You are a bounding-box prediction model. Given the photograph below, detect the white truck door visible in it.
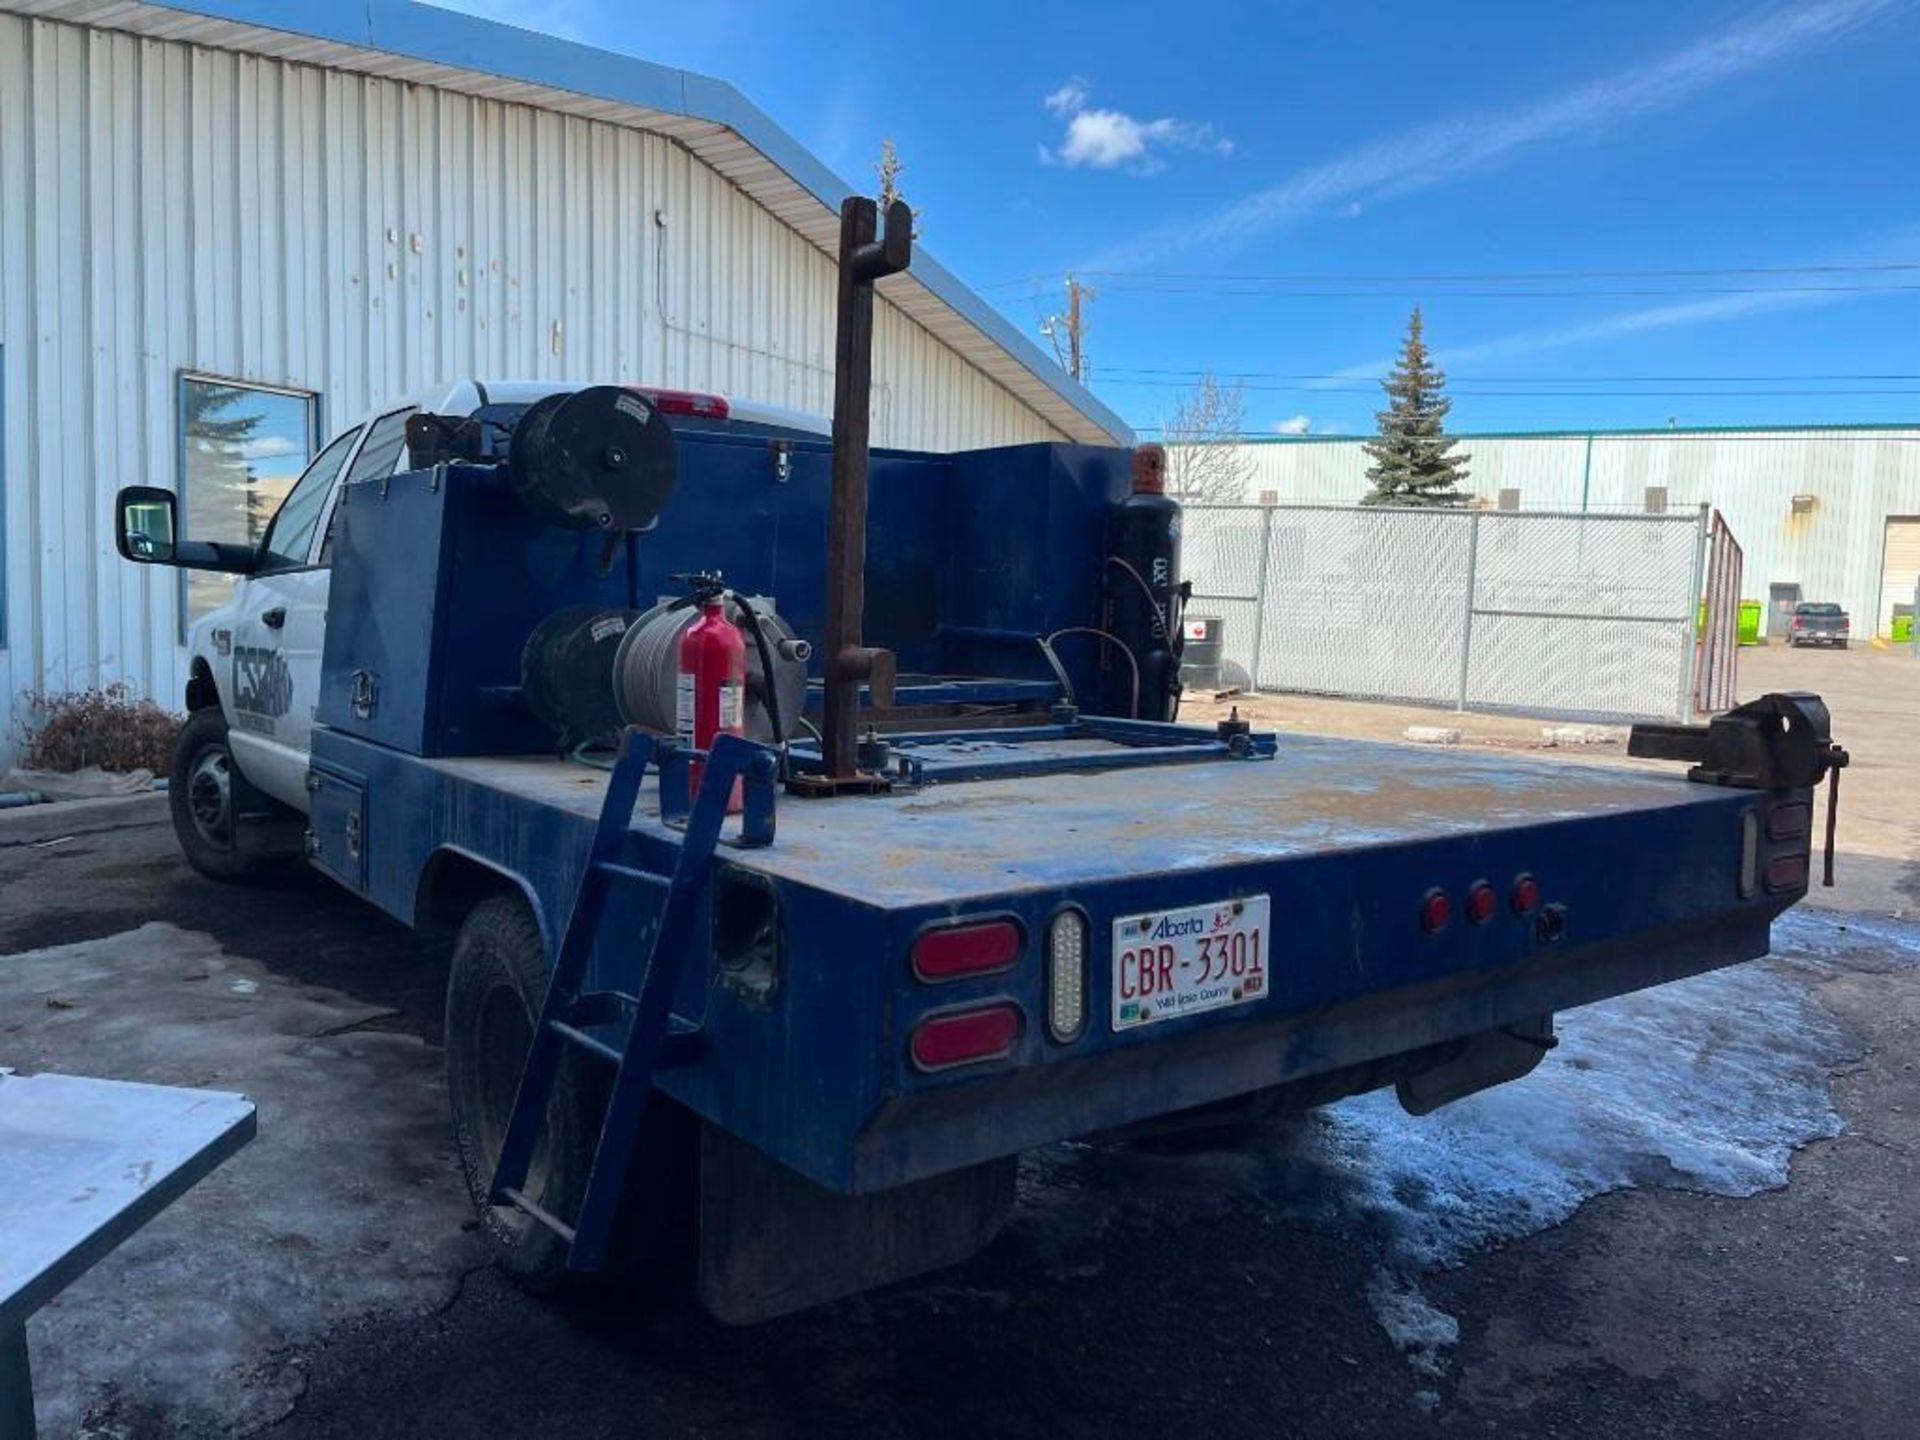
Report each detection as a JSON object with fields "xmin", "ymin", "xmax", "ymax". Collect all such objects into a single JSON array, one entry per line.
[
  {"xmin": 225, "ymin": 424, "xmax": 363, "ymax": 807},
  {"xmin": 230, "ymin": 407, "xmax": 417, "ymax": 806}
]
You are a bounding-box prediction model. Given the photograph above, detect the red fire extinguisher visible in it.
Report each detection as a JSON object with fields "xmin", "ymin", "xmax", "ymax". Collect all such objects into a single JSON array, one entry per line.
[{"xmin": 676, "ymin": 574, "xmax": 747, "ymax": 813}]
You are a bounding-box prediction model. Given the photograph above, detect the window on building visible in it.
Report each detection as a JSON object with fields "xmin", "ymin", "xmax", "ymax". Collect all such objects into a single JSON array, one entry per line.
[
  {"xmin": 1, "ymin": 342, "xmax": 7, "ymax": 650},
  {"xmin": 1498, "ymin": 488, "xmax": 1521, "ymax": 512},
  {"xmin": 179, "ymin": 374, "xmax": 318, "ymax": 626},
  {"xmin": 1644, "ymin": 485, "xmax": 1669, "ymax": 515}
]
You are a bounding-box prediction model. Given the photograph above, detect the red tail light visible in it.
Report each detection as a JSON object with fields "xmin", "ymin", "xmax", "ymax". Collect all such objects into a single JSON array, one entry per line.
[
  {"xmin": 1466, "ymin": 881, "xmax": 1497, "ymax": 924},
  {"xmin": 912, "ymin": 919, "xmax": 1023, "ymax": 981},
  {"xmin": 910, "ymin": 1004, "xmax": 1022, "ymax": 1070},
  {"xmin": 632, "ymin": 387, "xmax": 729, "ymax": 420},
  {"xmin": 1511, "ymin": 874, "xmax": 1541, "ymax": 915},
  {"xmin": 1420, "ymin": 888, "xmax": 1451, "ymax": 934},
  {"xmin": 1765, "ymin": 855, "xmax": 1809, "ymax": 894}
]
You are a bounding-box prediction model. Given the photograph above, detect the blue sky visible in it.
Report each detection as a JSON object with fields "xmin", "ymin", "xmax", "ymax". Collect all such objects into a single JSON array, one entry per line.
[{"xmin": 434, "ymin": 1, "xmax": 1920, "ymax": 437}]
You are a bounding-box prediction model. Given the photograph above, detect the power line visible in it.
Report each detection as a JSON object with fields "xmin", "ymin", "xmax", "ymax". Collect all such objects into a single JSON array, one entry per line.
[
  {"xmin": 1092, "ymin": 367, "xmax": 1920, "ymax": 384},
  {"xmin": 996, "ymin": 281, "xmax": 1920, "ymax": 302},
  {"xmin": 979, "ymin": 260, "xmax": 1920, "ymax": 291},
  {"xmin": 1100, "ymin": 380, "xmax": 1920, "ymax": 397},
  {"xmin": 1132, "ymin": 426, "xmax": 1920, "ymax": 439}
]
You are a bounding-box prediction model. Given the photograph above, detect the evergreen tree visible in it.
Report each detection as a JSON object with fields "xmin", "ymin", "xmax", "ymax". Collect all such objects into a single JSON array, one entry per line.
[{"xmin": 1361, "ymin": 307, "xmax": 1470, "ymax": 506}]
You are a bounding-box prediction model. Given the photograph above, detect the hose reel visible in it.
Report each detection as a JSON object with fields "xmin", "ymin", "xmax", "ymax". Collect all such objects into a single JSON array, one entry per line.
[
  {"xmin": 519, "ymin": 605, "xmax": 644, "ymax": 751},
  {"xmin": 614, "ymin": 597, "xmax": 811, "ymax": 745}
]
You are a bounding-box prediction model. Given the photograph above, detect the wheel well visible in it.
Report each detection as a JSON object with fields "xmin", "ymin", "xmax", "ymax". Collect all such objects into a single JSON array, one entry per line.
[
  {"xmin": 186, "ymin": 658, "xmax": 220, "ymax": 712},
  {"xmin": 415, "ymin": 848, "xmax": 547, "ymax": 945}
]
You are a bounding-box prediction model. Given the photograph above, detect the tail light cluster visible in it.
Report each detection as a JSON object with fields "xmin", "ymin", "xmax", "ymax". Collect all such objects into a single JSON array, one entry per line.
[
  {"xmin": 905, "ymin": 909, "xmax": 1091, "ymax": 1070},
  {"xmin": 907, "ymin": 918, "xmax": 1030, "ymax": 1072},
  {"xmin": 1422, "ymin": 873, "xmax": 1550, "ymax": 936}
]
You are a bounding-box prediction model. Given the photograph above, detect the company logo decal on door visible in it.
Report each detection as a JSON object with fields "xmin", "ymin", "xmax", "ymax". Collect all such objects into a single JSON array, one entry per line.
[{"xmin": 234, "ymin": 646, "xmax": 294, "ymax": 735}]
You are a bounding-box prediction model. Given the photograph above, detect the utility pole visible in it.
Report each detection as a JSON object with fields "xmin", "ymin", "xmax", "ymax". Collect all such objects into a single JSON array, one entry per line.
[
  {"xmin": 1040, "ymin": 274, "xmax": 1094, "ymax": 383},
  {"xmin": 1066, "ymin": 274, "xmax": 1089, "ymax": 382}
]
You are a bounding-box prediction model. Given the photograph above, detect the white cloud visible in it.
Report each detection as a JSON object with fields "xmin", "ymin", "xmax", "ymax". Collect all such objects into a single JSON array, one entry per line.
[
  {"xmin": 1044, "ymin": 77, "xmax": 1091, "ymax": 116},
  {"xmin": 1083, "ymin": 0, "xmax": 1897, "ymax": 267},
  {"xmin": 1039, "ymin": 79, "xmax": 1231, "ymax": 173},
  {"xmin": 238, "ymin": 436, "xmax": 300, "ymax": 461},
  {"xmin": 1272, "ymin": 414, "xmax": 1313, "ymax": 434}
]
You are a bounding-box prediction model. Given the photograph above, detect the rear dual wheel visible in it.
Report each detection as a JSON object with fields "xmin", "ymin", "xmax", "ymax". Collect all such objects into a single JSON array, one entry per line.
[{"xmin": 444, "ymin": 893, "xmax": 694, "ymax": 1296}]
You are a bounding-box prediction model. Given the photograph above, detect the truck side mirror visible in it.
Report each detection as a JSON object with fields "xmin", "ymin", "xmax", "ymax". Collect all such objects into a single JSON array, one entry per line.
[
  {"xmin": 116, "ymin": 486, "xmax": 178, "ymax": 564},
  {"xmin": 113, "ymin": 485, "xmax": 260, "ymax": 574}
]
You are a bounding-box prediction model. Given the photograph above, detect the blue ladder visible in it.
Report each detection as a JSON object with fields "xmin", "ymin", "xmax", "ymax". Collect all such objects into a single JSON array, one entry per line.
[{"xmin": 488, "ymin": 727, "xmax": 777, "ymax": 1271}]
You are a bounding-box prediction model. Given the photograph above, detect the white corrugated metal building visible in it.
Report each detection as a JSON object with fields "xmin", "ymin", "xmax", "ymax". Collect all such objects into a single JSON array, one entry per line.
[
  {"xmin": 0, "ymin": 0, "xmax": 1128, "ymax": 761},
  {"xmin": 1204, "ymin": 426, "xmax": 1920, "ymax": 638}
]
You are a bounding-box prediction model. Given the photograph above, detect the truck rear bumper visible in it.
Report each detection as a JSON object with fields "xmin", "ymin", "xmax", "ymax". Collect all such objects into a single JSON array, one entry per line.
[{"xmin": 845, "ymin": 908, "xmax": 1774, "ymax": 1192}]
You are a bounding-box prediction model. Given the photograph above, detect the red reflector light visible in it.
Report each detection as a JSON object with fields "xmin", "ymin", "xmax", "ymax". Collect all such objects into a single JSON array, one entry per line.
[
  {"xmin": 1466, "ymin": 881, "xmax": 1497, "ymax": 925},
  {"xmin": 912, "ymin": 919, "xmax": 1023, "ymax": 981},
  {"xmin": 1768, "ymin": 802, "xmax": 1811, "ymax": 841},
  {"xmin": 1421, "ymin": 888, "xmax": 1451, "ymax": 934},
  {"xmin": 1511, "ymin": 874, "xmax": 1541, "ymax": 915},
  {"xmin": 632, "ymin": 386, "xmax": 729, "ymax": 420},
  {"xmin": 910, "ymin": 1004, "xmax": 1021, "ymax": 1070},
  {"xmin": 1764, "ymin": 855, "xmax": 1809, "ymax": 894}
]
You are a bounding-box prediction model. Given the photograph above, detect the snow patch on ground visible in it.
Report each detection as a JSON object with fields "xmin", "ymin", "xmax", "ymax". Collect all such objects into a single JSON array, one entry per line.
[{"xmin": 1016, "ymin": 909, "xmax": 1919, "ymax": 1382}]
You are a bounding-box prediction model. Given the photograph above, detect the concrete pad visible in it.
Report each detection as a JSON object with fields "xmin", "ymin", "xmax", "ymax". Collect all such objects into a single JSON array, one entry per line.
[
  {"xmin": 0, "ymin": 792, "xmax": 168, "ymax": 846},
  {"xmin": 1402, "ymin": 726, "xmax": 1462, "ymax": 745},
  {"xmin": 2, "ymin": 922, "xmax": 476, "ymax": 1435}
]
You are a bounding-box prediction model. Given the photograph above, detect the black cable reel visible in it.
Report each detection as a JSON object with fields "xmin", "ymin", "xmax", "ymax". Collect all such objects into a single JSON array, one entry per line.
[{"xmin": 508, "ymin": 386, "xmax": 679, "ymax": 532}]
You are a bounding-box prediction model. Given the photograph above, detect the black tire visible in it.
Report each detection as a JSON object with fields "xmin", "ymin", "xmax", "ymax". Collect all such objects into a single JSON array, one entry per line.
[
  {"xmin": 168, "ymin": 707, "xmax": 291, "ymax": 884},
  {"xmin": 445, "ymin": 893, "xmax": 693, "ymax": 1297}
]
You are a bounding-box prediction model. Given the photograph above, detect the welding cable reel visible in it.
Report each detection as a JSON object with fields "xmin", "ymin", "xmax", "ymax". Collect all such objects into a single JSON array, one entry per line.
[{"xmin": 614, "ymin": 595, "xmax": 811, "ymax": 747}]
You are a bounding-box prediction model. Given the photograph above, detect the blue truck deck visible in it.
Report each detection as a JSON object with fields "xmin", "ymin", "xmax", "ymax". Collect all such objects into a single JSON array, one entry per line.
[
  {"xmin": 435, "ymin": 735, "xmax": 1720, "ymax": 906},
  {"xmin": 306, "ymin": 719, "xmax": 1793, "ymax": 1206}
]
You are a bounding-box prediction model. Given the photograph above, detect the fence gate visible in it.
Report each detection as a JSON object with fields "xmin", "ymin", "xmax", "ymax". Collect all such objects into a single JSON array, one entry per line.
[
  {"xmin": 1181, "ymin": 502, "xmax": 1720, "ymax": 724},
  {"xmin": 1693, "ymin": 510, "xmax": 1742, "ymax": 713}
]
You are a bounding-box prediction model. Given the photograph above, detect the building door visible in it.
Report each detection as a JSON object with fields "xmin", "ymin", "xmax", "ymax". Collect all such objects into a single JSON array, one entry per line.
[
  {"xmin": 1878, "ymin": 518, "xmax": 1920, "ymax": 638},
  {"xmin": 1767, "ymin": 583, "xmax": 1801, "ymax": 638}
]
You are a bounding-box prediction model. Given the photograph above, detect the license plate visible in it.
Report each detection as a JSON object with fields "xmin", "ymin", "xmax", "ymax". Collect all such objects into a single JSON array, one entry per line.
[{"xmin": 1111, "ymin": 896, "xmax": 1270, "ymax": 1030}]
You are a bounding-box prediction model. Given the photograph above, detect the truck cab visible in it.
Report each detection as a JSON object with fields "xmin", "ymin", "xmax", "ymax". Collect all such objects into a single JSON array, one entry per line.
[{"xmin": 126, "ymin": 380, "xmax": 826, "ymax": 878}]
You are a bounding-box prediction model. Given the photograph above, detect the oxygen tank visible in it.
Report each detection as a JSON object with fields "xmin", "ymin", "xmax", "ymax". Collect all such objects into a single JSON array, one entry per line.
[{"xmin": 1104, "ymin": 445, "xmax": 1182, "ymax": 721}]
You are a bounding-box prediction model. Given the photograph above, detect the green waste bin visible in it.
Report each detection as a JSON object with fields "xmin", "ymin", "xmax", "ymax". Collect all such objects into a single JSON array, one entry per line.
[
  {"xmin": 1738, "ymin": 600, "xmax": 1763, "ymax": 646},
  {"xmin": 1893, "ymin": 614, "xmax": 1914, "ymax": 644}
]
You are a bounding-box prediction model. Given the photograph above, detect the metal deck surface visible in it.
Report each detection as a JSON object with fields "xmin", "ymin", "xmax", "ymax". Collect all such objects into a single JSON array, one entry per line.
[
  {"xmin": 0, "ymin": 1071, "xmax": 256, "ymax": 1329},
  {"xmin": 435, "ymin": 734, "xmax": 1722, "ymax": 907}
]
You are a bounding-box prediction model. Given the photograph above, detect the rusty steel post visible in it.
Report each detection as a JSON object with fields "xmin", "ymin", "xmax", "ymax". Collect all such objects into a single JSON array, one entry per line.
[{"xmin": 812, "ymin": 195, "xmax": 911, "ymax": 788}]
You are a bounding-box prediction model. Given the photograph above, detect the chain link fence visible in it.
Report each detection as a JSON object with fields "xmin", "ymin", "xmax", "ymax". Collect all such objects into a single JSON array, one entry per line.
[{"xmin": 1181, "ymin": 503, "xmax": 1715, "ymax": 723}]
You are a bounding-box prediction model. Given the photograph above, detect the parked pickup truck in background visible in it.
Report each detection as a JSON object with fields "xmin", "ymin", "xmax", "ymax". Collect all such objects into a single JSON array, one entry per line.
[{"xmin": 1789, "ymin": 601, "xmax": 1851, "ymax": 648}]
